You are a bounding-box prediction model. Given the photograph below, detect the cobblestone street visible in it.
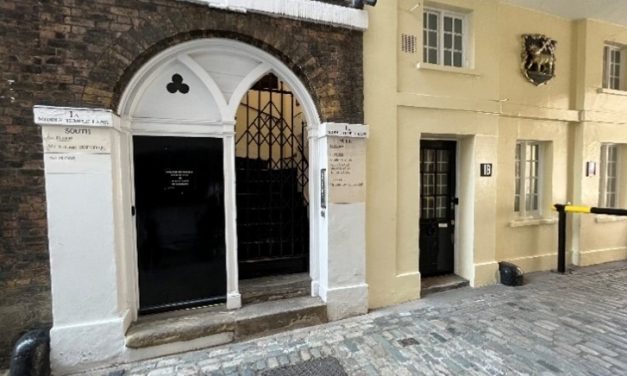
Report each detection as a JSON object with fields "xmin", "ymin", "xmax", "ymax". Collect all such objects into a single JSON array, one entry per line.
[{"xmin": 89, "ymin": 261, "xmax": 627, "ymax": 376}]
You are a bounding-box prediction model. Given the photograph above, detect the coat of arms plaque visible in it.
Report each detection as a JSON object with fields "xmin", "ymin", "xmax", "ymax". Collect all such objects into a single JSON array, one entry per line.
[{"xmin": 521, "ymin": 34, "xmax": 557, "ymax": 86}]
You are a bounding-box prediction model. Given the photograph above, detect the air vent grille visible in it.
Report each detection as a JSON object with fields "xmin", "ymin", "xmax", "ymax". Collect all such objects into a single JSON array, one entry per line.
[{"xmin": 401, "ymin": 34, "xmax": 417, "ymax": 54}]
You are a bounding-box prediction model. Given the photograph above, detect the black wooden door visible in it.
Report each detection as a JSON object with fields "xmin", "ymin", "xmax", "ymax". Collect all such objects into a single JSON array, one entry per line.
[
  {"xmin": 419, "ymin": 140, "xmax": 456, "ymax": 277},
  {"xmin": 133, "ymin": 136, "xmax": 226, "ymax": 314}
]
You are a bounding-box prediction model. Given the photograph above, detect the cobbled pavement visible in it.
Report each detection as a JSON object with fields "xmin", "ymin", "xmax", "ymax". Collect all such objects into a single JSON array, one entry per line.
[{"xmin": 84, "ymin": 261, "xmax": 627, "ymax": 376}]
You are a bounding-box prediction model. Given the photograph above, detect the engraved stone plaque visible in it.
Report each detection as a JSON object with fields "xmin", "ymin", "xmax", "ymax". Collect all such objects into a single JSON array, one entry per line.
[{"xmin": 328, "ymin": 137, "xmax": 366, "ymax": 204}]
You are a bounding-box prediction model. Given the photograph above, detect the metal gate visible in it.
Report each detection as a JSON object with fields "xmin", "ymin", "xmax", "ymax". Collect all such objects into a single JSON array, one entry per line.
[{"xmin": 235, "ymin": 73, "xmax": 309, "ymax": 279}]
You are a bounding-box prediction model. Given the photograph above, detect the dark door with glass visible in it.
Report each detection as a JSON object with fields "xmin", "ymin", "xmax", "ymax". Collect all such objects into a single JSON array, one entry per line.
[
  {"xmin": 133, "ymin": 136, "xmax": 226, "ymax": 314},
  {"xmin": 419, "ymin": 140, "xmax": 456, "ymax": 277}
]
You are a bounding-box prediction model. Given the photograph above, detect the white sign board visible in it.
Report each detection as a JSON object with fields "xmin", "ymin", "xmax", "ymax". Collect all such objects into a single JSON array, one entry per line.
[
  {"xmin": 328, "ymin": 137, "xmax": 366, "ymax": 203},
  {"xmin": 34, "ymin": 105, "xmax": 114, "ymax": 127},
  {"xmin": 42, "ymin": 126, "xmax": 112, "ymax": 154},
  {"xmin": 323, "ymin": 123, "xmax": 369, "ymax": 138}
]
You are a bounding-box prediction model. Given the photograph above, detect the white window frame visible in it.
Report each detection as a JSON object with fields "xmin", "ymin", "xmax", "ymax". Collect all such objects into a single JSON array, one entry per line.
[
  {"xmin": 599, "ymin": 144, "xmax": 620, "ymax": 208},
  {"xmin": 423, "ymin": 7, "xmax": 469, "ymax": 68},
  {"xmin": 603, "ymin": 44, "xmax": 627, "ymax": 91},
  {"xmin": 515, "ymin": 141, "xmax": 543, "ymax": 218}
]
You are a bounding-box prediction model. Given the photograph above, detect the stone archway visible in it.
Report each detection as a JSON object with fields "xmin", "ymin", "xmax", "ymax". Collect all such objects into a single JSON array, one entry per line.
[{"xmin": 117, "ymin": 38, "xmax": 322, "ymax": 312}]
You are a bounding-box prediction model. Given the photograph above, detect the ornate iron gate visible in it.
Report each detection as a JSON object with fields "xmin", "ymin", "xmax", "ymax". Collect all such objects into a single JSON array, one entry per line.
[{"xmin": 235, "ymin": 74, "xmax": 309, "ymax": 279}]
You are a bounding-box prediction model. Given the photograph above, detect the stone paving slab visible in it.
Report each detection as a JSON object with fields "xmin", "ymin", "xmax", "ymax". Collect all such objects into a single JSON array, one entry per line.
[{"xmin": 84, "ymin": 261, "xmax": 627, "ymax": 376}]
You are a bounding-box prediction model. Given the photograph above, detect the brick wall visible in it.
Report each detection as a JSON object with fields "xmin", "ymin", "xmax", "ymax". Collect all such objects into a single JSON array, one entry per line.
[{"xmin": 0, "ymin": 0, "xmax": 363, "ymax": 367}]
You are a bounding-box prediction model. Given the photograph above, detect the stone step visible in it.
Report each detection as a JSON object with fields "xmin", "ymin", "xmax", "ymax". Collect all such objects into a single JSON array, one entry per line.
[
  {"xmin": 421, "ymin": 274, "xmax": 469, "ymax": 297},
  {"xmin": 125, "ymin": 296, "xmax": 327, "ymax": 349},
  {"xmin": 240, "ymin": 273, "xmax": 311, "ymax": 305}
]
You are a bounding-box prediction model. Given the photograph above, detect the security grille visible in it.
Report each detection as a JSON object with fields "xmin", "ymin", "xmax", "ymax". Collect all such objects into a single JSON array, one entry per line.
[{"xmin": 236, "ymin": 74, "xmax": 309, "ymax": 278}]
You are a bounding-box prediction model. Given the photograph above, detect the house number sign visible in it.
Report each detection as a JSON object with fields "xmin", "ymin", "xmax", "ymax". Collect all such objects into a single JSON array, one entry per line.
[{"xmin": 480, "ymin": 163, "xmax": 493, "ymax": 177}]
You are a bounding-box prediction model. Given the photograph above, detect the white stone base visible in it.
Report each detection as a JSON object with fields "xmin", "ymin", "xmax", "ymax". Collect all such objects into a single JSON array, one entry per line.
[
  {"xmin": 226, "ymin": 292, "xmax": 242, "ymax": 310},
  {"xmin": 323, "ymin": 283, "xmax": 369, "ymax": 321},
  {"xmin": 50, "ymin": 317, "xmax": 127, "ymax": 375}
]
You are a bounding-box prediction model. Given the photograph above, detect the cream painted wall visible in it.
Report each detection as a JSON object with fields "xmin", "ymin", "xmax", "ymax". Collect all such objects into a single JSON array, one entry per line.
[{"xmin": 365, "ymin": 0, "xmax": 627, "ymax": 309}]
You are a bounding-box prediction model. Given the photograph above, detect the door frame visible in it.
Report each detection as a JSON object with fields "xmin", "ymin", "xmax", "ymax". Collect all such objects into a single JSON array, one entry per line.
[{"xmin": 117, "ymin": 39, "xmax": 323, "ymax": 319}]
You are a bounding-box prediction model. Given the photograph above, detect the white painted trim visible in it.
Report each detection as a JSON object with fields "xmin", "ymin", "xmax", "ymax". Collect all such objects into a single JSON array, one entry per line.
[
  {"xmin": 177, "ymin": 54, "xmax": 230, "ymax": 120},
  {"xmin": 131, "ymin": 122, "xmax": 234, "ymax": 137},
  {"xmin": 119, "ymin": 39, "xmax": 321, "ymax": 127},
  {"xmin": 223, "ymin": 133, "xmax": 241, "ymax": 310},
  {"xmin": 227, "ymin": 62, "xmax": 272, "ymax": 116},
  {"xmin": 179, "ymin": 0, "xmax": 369, "ymax": 30}
]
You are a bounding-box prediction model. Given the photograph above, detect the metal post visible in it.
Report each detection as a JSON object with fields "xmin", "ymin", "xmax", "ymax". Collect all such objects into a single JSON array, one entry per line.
[{"xmin": 555, "ymin": 204, "xmax": 566, "ymax": 274}]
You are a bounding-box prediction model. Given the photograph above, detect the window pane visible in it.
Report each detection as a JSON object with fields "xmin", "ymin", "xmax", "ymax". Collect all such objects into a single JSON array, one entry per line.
[
  {"xmin": 436, "ymin": 173, "xmax": 448, "ymax": 194},
  {"xmin": 436, "ymin": 196, "xmax": 447, "ymax": 218},
  {"xmin": 454, "ymin": 35, "xmax": 463, "ymax": 50},
  {"xmin": 453, "ymin": 52, "xmax": 462, "ymax": 67},
  {"xmin": 454, "ymin": 18, "xmax": 462, "ymax": 33},
  {"xmin": 429, "ymin": 14, "xmax": 438, "ymax": 30},
  {"xmin": 444, "ymin": 16, "xmax": 452, "ymax": 32},
  {"xmin": 514, "ymin": 195, "xmax": 520, "ymax": 212},
  {"xmin": 444, "ymin": 52, "xmax": 452, "ymax": 66},
  {"xmin": 428, "ymin": 31, "xmax": 438, "ymax": 48},
  {"xmin": 428, "ymin": 49, "xmax": 438, "ymax": 64},
  {"xmin": 444, "ymin": 34, "xmax": 452, "ymax": 49},
  {"xmin": 422, "ymin": 173, "xmax": 434, "ymax": 195},
  {"xmin": 422, "ymin": 149, "xmax": 435, "ymax": 172},
  {"xmin": 422, "ymin": 197, "xmax": 434, "ymax": 219}
]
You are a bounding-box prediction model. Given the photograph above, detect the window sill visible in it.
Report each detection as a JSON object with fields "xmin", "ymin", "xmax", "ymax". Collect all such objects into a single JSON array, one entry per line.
[
  {"xmin": 597, "ymin": 88, "xmax": 627, "ymax": 96},
  {"xmin": 509, "ymin": 217, "xmax": 558, "ymax": 228},
  {"xmin": 416, "ymin": 62, "xmax": 480, "ymax": 76},
  {"xmin": 595, "ymin": 214, "xmax": 627, "ymax": 223}
]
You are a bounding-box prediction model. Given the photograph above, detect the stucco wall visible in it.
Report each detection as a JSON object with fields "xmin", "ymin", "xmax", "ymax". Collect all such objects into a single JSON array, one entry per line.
[{"xmin": 364, "ymin": 0, "xmax": 627, "ymax": 309}]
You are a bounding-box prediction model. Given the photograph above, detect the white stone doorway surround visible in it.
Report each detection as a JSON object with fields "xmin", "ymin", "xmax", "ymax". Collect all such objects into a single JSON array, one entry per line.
[
  {"xmin": 118, "ymin": 38, "xmax": 325, "ymax": 312},
  {"xmin": 35, "ymin": 38, "xmax": 369, "ymax": 373}
]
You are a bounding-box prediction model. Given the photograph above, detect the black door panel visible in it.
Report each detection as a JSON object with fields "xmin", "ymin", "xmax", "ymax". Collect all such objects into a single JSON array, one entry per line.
[
  {"xmin": 133, "ymin": 136, "xmax": 226, "ymax": 314},
  {"xmin": 419, "ymin": 140, "xmax": 456, "ymax": 277}
]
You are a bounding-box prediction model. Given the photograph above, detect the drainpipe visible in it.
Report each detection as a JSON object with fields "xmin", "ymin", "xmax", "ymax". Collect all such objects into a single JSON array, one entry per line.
[{"xmin": 10, "ymin": 328, "xmax": 51, "ymax": 376}]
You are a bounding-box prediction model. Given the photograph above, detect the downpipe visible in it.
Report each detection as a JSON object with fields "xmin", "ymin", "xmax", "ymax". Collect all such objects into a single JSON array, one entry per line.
[{"xmin": 10, "ymin": 328, "xmax": 50, "ymax": 376}]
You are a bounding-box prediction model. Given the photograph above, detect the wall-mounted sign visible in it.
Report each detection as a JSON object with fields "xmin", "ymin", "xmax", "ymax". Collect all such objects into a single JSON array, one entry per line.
[
  {"xmin": 34, "ymin": 105, "xmax": 114, "ymax": 127},
  {"xmin": 165, "ymin": 169, "xmax": 194, "ymax": 188},
  {"xmin": 586, "ymin": 161, "xmax": 597, "ymax": 177},
  {"xmin": 320, "ymin": 168, "xmax": 327, "ymax": 209},
  {"xmin": 323, "ymin": 123, "xmax": 369, "ymax": 138},
  {"xmin": 480, "ymin": 163, "xmax": 493, "ymax": 177},
  {"xmin": 521, "ymin": 34, "xmax": 557, "ymax": 86},
  {"xmin": 42, "ymin": 126, "xmax": 111, "ymax": 154},
  {"xmin": 328, "ymin": 137, "xmax": 366, "ymax": 203}
]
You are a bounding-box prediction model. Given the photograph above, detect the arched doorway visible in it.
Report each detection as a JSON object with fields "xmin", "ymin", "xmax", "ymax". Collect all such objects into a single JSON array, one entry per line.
[
  {"xmin": 118, "ymin": 38, "xmax": 321, "ymax": 314},
  {"xmin": 235, "ymin": 73, "xmax": 309, "ymax": 279}
]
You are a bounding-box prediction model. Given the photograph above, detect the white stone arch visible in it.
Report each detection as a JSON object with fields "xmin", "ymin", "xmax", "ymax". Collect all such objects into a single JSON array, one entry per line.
[{"xmin": 117, "ymin": 38, "xmax": 322, "ymax": 312}]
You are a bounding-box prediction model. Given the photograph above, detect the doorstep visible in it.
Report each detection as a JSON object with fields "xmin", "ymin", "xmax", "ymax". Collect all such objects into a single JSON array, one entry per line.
[
  {"xmin": 125, "ymin": 295, "xmax": 327, "ymax": 349},
  {"xmin": 421, "ymin": 274, "xmax": 469, "ymax": 297}
]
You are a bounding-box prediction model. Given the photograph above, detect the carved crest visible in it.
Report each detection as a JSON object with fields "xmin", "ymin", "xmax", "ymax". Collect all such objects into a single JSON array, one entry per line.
[{"xmin": 521, "ymin": 34, "xmax": 557, "ymax": 86}]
